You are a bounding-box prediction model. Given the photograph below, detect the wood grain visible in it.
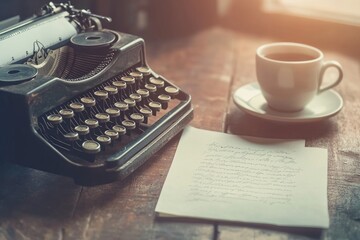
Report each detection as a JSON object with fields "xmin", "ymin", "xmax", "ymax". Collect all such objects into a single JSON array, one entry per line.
[{"xmin": 1, "ymin": 27, "xmax": 359, "ymax": 240}]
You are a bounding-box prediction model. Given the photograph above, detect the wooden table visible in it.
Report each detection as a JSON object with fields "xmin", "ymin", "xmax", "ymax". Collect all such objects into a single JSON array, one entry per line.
[{"xmin": 1, "ymin": 27, "xmax": 359, "ymax": 240}]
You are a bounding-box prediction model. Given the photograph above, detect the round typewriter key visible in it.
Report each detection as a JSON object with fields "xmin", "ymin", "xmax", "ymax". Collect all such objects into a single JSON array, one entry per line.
[
  {"xmin": 140, "ymin": 107, "xmax": 152, "ymax": 117},
  {"xmin": 105, "ymin": 129, "xmax": 119, "ymax": 141},
  {"xmin": 59, "ymin": 109, "xmax": 74, "ymax": 119},
  {"xmin": 82, "ymin": 140, "xmax": 101, "ymax": 154},
  {"xmin": 124, "ymin": 98, "xmax": 136, "ymax": 108},
  {"xmin": 148, "ymin": 101, "xmax": 162, "ymax": 111},
  {"xmin": 112, "ymin": 81, "xmax": 127, "ymax": 89},
  {"xmin": 97, "ymin": 135, "xmax": 111, "ymax": 145},
  {"xmin": 139, "ymin": 107, "xmax": 152, "ymax": 124},
  {"xmin": 165, "ymin": 86, "xmax": 180, "ymax": 97},
  {"xmin": 104, "ymin": 86, "xmax": 118, "ymax": 95},
  {"xmin": 95, "ymin": 113, "xmax": 110, "ymax": 123},
  {"xmin": 112, "ymin": 125, "xmax": 126, "ymax": 135},
  {"xmin": 158, "ymin": 94, "xmax": 171, "ymax": 109},
  {"xmin": 69, "ymin": 102, "xmax": 85, "ymax": 112},
  {"xmin": 94, "ymin": 90, "xmax": 108, "ymax": 100},
  {"xmin": 130, "ymin": 113, "xmax": 144, "ymax": 124},
  {"xmin": 145, "ymin": 83, "xmax": 157, "ymax": 93},
  {"xmin": 85, "ymin": 119, "xmax": 99, "ymax": 129},
  {"xmin": 63, "ymin": 132, "xmax": 79, "ymax": 142},
  {"xmin": 158, "ymin": 94, "xmax": 171, "ymax": 103},
  {"xmin": 114, "ymin": 101, "xmax": 129, "ymax": 111},
  {"xmin": 121, "ymin": 76, "xmax": 135, "ymax": 85},
  {"xmin": 75, "ymin": 125, "xmax": 90, "ymax": 135},
  {"xmin": 149, "ymin": 77, "xmax": 165, "ymax": 88},
  {"xmin": 129, "ymin": 71, "xmax": 143, "ymax": 80},
  {"xmin": 81, "ymin": 97, "xmax": 96, "ymax": 107},
  {"xmin": 136, "ymin": 66, "xmax": 151, "ymax": 76},
  {"xmin": 47, "ymin": 114, "xmax": 63, "ymax": 124},
  {"xmin": 106, "ymin": 108, "xmax": 120, "ymax": 118},
  {"xmin": 122, "ymin": 120, "xmax": 136, "ymax": 130},
  {"xmin": 130, "ymin": 93, "xmax": 142, "ymax": 103},
  {"xmin": 137, "ymin": 89, "xmax": 150, "ymax": 98}
]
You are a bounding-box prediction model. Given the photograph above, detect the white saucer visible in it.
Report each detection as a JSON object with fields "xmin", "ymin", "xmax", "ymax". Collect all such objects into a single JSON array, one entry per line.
[{"xmin": 233, "ymin": 82, "xmax": 343, "ymax": 123}]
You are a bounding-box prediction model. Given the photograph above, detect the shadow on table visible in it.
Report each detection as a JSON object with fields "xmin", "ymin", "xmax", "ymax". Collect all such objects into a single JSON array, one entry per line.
[
  {"xmin": 0, "ymin": 159, "xmax": 131, "ymax": 221},
  {"xmin": 0, "ymin": 161, "xmax": 80, "ymax": 220},
  {"xmin": 227, "ymin": 110, "xmax": 338, "ymax": 142},
  {"xmin": 156, "ymin": 216, "xmax": 323, "ymax": 239}
]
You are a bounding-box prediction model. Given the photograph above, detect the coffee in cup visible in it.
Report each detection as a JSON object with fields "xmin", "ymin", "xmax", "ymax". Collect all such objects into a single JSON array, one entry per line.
[{"xmin": 256, "ymin": 42, "xmax": 343, "ymax": 112}]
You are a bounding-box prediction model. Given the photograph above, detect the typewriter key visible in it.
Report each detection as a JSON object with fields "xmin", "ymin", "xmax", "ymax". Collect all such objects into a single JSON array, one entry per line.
[
  {"xmin": 114, "ymin": 101, "xmax": 129, "ymax": 111},
  {"xmin": 95, "ymin": 113, "xmax": 110, "ymax": 123},
  {"xmin": 148, "ymin": 101, "xmax": 162, "ymax": 115},
  {"xmin": 96, "ymin": 135, "xmax": 111, "ymax": 146},
  {"xmin": 145, "ymin": 83, "xmax": 157, "ymax": 93},
  {"xmin": 121, "ymin": 76, "xmax": 135, "ymax": 85},
  {"xmin": 165, "ymin": 86, "xmax": 180, "ymax": 97},
  {"xmin": 129, "ymin": 71, "xmax": 143, "ymax": 80},
  {"xmin": 75, "ymin": 125, "xmax": 90, "ymax": 135},
  {"xmin": 124, "ymin": 98, "xmax": 136, "ymax": 108},
  {"xmin": 140, "ymin": 107, "xmax": 152, "ymax": 117},
  {"xmin": 112, "ymin": 125, "xmax": 126, "ymax": 135},
  {"xmin": 105, "ymin": 130, "xmax": 119, "ymax": 141},
  {"xmin": 106, "ymin": 108, "xmax": 121, "ymax": 118},
  {"xmin": 130, "ymin": 93, "xmax": 142, "ymax": 103},
  {"xmin": 81, "ymin": 97, "xmax": 96, "ymax": 107},
  {"xmin": 136, "ymin": 66, "xmax": 151, "ymax": 76},
  {"xmin": 59, "ymin": 109, "xmax": 74, "ymax": 129},
  {"xmin": 121, "ymin": 76, "xmax": 136, "ymax": 94},
  {"xmin": 137, "ymin": 67, "xmax": 151, "ymax": 84},
  {"xmin": 47, "ymin": 114, "xmax": 63, "ymax": 125},
  {"xmin": 59, "ymin": 109, "xmax": 75, "ymax": 119},
  {"xmin": 82, "ymin": 140, "xmax": 101, "ymax": 154},
  {"xmin": 122, "ymin": 120, "xmax": 136, "ymax": 130},
  {"xmin": 149, "ymin": 77, "xmax": 165, "ymax": 88},
  {"xmin": 137, "ymin": 89, "xmax": 150, "ymax": 98},
  {"xmin": 69, "ymin": 102, "xmax": 85, "ymax": 112},
  {"xmin": 112, "ymin": 81, "xmax": 127, "ymax": 90},
  {"xmin": 130, "ymin": 113, "xmax": 144, "ymax": 124},
  {"xmin": 94, "ymin": 90, "xmax": 109, "ymax": 100},
  {"xmin": 136, "ymin": 89, "xmax": 149, "ymax": 106},
  {"xmin": 85, "ymin": 119, "xmax": 99, "ymax": 129},
  {"xmin": 139, "ymin": 107, "xmax": 152, "ymax": 123},
  {"xmin": 158, "ymin": 94, "xmax": 171, "ymax": 109},
  {"xmin": 104, "ymin": 86, "xmax": 118, "ymax": 95},
  {"xmin": 63, "ymin": 132, "xmax": 79, "ymax": 142},
  {"xmin": 129, "ymin": 71, "xmax": 143, "ymax": 87}
]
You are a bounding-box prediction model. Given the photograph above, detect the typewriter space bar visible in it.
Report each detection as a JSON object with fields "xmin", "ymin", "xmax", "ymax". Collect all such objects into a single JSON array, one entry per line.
[{"xmin": 108, "ymin": 107, "xmax": 193, "ymax": 179}]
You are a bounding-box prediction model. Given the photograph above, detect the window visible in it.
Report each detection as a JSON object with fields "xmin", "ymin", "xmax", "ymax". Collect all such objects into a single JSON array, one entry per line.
[{"xmin": 263, "ymin": 0, "xmax": 360, "ymax": 26}]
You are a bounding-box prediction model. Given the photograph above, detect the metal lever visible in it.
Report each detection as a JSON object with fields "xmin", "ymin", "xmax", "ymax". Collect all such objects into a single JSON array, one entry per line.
[{"xmin": 79, "ymin": 9, "xmax": 112, "ymax": 23}]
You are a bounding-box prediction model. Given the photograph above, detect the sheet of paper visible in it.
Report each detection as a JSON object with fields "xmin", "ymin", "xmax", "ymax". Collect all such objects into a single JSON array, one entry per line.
[{"xmin": 155, "ymin": 127, "xmax": 329, "ymax": 228}]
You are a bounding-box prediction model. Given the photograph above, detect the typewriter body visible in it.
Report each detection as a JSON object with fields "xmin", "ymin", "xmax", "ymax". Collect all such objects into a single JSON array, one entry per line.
[{"xmin": 0, "ymin": 2, "xmax": 193, "ymax": 185}]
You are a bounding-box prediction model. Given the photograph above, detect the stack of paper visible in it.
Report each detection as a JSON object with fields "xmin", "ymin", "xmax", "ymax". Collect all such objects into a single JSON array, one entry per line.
[{"xmin": 155, "ymin": 127, "xmax": 329, "ymax": 228}]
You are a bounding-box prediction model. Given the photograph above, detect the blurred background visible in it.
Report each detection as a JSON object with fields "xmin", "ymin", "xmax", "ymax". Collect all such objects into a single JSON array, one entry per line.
[{"xmin": 0, "ymin": 0, "xmax": 359, "ymax": 56}]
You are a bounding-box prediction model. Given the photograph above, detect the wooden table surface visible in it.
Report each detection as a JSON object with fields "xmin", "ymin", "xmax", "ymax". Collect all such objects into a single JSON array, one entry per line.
[{"xmin": 1, "ymin": 27, "xmax": 360, "ymax": 240}]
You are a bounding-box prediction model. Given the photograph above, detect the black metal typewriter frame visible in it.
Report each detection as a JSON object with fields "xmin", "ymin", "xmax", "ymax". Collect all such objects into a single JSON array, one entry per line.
[{"xmin": 0, "ymin": 30, "xmax": 193, "ymax": 185}]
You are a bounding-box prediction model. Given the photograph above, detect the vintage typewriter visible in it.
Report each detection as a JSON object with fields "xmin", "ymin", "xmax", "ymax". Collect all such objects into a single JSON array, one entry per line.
[{"xmin": 0, "ymin": 2, "xmax": 193, "ymax": 185}]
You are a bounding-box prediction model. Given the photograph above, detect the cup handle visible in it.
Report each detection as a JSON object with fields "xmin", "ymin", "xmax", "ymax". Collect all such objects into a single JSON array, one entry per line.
[{"xmin": 318, "ymin": 61, "xmax": 343, "ymax": 93}]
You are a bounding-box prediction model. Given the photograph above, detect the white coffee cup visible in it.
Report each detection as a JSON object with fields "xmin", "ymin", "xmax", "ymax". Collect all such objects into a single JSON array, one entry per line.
[{"xmin": 256, "ymin": 42, "xmax": 343, "ymax": 112}]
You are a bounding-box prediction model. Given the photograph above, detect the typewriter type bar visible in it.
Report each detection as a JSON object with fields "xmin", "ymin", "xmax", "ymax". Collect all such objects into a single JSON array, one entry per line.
[{"xmin": 0, "ymin": 2, "xmax": 193, "ymax": 185}]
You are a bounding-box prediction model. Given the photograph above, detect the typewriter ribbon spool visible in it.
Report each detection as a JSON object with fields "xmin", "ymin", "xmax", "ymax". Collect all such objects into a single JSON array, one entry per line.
[{"xmin": 0, "ymin": 2, "xmax": 193, "ymax": 185}]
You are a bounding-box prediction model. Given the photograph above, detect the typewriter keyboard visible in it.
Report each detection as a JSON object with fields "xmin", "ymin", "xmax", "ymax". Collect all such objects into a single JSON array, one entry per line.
[{"xmin": 37, "ymin": 66, "xmax": 183, "ymax": 164}]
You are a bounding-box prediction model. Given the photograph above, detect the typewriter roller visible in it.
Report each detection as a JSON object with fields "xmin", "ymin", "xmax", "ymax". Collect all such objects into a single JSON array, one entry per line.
[{"xmin": 0, "ymin": 2, "xmax": 193, "ymax": 185}]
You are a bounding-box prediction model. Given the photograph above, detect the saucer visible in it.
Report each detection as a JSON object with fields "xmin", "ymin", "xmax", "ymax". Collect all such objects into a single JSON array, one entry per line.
[{"xmin": 233, "ymin": 82, "xmax": 343, "ymax": 123}]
